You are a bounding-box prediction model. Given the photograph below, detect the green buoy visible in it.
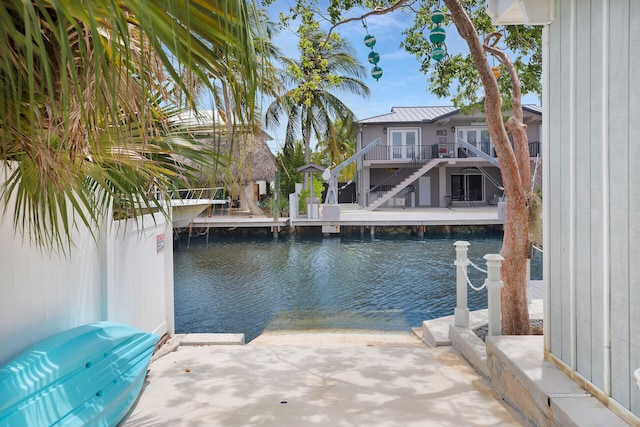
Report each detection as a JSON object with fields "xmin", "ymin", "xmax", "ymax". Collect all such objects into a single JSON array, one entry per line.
[
  {"xmin": 371, "ymin": 66, "xmax": 383, "ymax": 81},
  {"xmin": 431, "ymin": 46, "xmax": 446, "ymax": 62},
  {"xmin": 429, "ymin": 27, "xmax": 446, "ymax": 44},
  {"xmin": 364, "ymin": 34, "xmax": 376, "ymax": 48},
  {"xmin": 431, "ymin": 8, "xmax": 445, "ymax": 24}
]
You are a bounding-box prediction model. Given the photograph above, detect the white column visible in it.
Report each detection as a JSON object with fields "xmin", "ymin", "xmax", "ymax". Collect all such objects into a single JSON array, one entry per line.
[
  {"xmin": 484, "ymin": 254, "xmax": 504, "ymax": 337},
  {"xmin": 289, "ymin": 193, "xmax": 298, "ymax": 220},
  {"xmin": 454, "ymin": 241, "xmax": 470, "ymax": 327}
]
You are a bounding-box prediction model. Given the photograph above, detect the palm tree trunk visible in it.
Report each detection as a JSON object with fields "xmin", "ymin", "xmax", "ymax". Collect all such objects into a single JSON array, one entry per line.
[{"xmin": 302, "ymin": 112, "xmax": 312, "ymax": 190}]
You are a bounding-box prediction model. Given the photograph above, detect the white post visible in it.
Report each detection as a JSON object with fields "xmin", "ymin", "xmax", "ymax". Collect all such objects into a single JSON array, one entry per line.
[
  {"xmin": 484, "ymin": 254, "xmax": 504, "ymax": 337},
  {"xmin": 526, "ymin": 259, "xmax": 531, "ymax": 304},
  {"xmin": 289, "ymin": 193, "xmax": 298, "ymax": 220},
  {"xmin": 454, "ymin": 241, "xmax": 470, "ymax": 327}
]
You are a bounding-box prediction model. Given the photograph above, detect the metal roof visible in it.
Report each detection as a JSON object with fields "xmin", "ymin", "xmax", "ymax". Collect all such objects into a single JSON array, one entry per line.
[
  {"xmin": 359, "ymin": 105, "xmax": 542, "ymax": 124},
  {"xmin": 523, "ymin": 104, "xmax": 542, "ymax": 115},
  {"xmin": 359, "ymin": 106, "xmax": 460, "ymax": 124}
]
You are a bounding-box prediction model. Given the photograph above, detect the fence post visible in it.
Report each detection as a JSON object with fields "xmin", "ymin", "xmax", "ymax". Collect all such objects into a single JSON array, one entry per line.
[
  {"xmin": 454, "ymin": 241, "xmax": 470, "ymax": 328},
  {"xmin": 484, "ymin": 254, "xmax": 504, "ymax": 337}
]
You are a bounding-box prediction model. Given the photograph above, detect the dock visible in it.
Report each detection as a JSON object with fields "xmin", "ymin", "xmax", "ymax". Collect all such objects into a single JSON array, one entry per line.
[{"xmin": 187, "ymin": 205, "xmax": 504, "ymax": 236}]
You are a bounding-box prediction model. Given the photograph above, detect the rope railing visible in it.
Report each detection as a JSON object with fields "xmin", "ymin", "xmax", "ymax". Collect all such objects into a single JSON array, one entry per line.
[
  {"xmin": 454, "ymin": 241, "xmax": 504, "ymax": 337},
  {"xmin": 462, "ymin": 262, "xmax": 487, "ymax": 291}
]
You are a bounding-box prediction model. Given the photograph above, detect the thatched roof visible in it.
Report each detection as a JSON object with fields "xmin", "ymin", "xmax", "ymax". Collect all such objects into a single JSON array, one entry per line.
[
  {"xmin": 203, "ymin": 134, "xmax": 277, "ymax": 183},
  {"xmin": 173, "ymin": 110, "xmax": 277, "ymax": 185}
]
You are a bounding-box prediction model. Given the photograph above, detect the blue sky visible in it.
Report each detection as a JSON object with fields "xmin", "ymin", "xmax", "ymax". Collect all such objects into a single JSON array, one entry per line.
[{"xmin": 260, "ymin": 1, "xmax": 540, "ymax": 153}]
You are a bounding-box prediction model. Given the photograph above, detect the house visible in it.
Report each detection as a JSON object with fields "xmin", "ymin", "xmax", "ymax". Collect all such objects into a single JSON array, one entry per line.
[
  {"xmin": 489, "ymin": 0, "xmax": 640, "ymax": 423},
  {"xmin": 355, "ymin": 106, "xmax": 542, "ymax": 209}
]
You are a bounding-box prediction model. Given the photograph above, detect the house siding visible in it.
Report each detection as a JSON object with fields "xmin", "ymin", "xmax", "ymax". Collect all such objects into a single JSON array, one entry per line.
[
  {"xmin": 547, "ymin": 0, "xmax": 640, "ymax": 417},
  {"xmin": 358, "ymin": 109, "xmax": 542, "ymax": 208}
]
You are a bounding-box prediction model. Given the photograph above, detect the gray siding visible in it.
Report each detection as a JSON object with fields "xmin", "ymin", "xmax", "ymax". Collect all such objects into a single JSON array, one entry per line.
[
  {"xmin": 548, "ymin": 0, "xmax": 640, "ymax": 416},
  {"xmin": 575, "ymin": 0, "xmax": 593, "ymax": 382},
  {"xmin": 609, "ymin": 0, "xmax": 631, "ymax": 408},
  {"xmin": 629, "ymin": 1, "xmax": 640, "ymax": 416}
]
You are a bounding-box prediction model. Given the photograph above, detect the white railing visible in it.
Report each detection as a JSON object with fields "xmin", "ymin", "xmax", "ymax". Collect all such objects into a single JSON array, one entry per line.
[
  {"xmin": 171, "ymin": 187, "xmax": 225, "ymax": 200},
  {"xmin": 454, "ymin": 241, "xmax": 504, "ymax": 337}
]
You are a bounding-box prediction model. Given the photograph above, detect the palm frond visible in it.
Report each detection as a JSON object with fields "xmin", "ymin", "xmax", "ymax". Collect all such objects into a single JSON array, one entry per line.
[{"xmin": 0, "ymin": 0, "xmax": 262, "ymax": 250}]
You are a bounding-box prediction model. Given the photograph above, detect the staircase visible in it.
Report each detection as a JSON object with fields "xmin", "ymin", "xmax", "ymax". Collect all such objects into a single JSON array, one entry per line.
[{"xmin": 366, "ymin": 158, "xmax": 444, "ymax": 210}]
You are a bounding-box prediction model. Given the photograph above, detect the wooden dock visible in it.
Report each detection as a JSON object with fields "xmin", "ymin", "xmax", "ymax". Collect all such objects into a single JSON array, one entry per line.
[{"xmin": 187, "ymin": 205, "xmax": 504, "ymax": 235}]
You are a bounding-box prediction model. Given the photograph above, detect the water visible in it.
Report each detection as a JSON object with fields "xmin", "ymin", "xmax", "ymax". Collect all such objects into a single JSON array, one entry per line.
[{"xmin": 174, "ymin": 231, "xmax": 542, "ymax": 342}]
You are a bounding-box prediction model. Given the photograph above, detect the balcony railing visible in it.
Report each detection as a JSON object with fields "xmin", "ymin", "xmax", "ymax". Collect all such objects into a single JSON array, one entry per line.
[{"xmin": 362, "ymin": 141, "xmax": 541, "ymax": 162}]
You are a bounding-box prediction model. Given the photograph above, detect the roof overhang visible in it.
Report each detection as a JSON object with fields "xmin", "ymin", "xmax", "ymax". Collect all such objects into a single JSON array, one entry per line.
[
  {"xmin": 486, "ymin": 0, "xmax": 555, "ymax": 25},
  {"xmin": 296, "ymin": 163, "xmax": 326, "ymax": 174}
]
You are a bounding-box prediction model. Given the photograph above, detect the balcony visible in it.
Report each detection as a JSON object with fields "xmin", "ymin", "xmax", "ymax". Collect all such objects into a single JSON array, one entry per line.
[{"xmin": 363, "ymin": 141, "xmax": 541, "ymax": 163}]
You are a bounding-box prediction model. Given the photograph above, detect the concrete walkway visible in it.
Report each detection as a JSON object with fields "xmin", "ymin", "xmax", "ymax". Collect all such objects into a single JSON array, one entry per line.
[{"xmin": 122, "ymin": 332, "xmax": 524, "ymax": 426}]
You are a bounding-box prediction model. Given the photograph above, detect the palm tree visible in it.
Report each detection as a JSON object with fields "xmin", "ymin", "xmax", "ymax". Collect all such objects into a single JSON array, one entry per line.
[
  {"xmin": 316, "ymin": 117, "xmax": 359, "ymax": 182},
  {"xmin": 0, "ymin": 0, "xmax": 262, "ymax": 249},
  {"xmin": 265, "ymin": 30, "xmax": 369, "ymax": 188}
]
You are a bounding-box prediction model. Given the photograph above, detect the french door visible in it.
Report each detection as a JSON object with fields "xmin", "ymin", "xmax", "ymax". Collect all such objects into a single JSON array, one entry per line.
[
  {"xmin": 451, "ymin": 174, "xmax": 484, "ymax": 201},
  {"xmin": 456, "ymin": 127, "xmax": 492, "ymax": 157},
  {"xmin": 389, "ymin": 128, "xmax": 419, "ymax": 160}
]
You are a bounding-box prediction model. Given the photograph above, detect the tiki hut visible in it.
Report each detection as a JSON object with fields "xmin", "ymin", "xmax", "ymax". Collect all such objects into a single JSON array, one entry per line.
[{"xmin": 175, "ymin": 110, "xmax": 277, "ymax": 214}]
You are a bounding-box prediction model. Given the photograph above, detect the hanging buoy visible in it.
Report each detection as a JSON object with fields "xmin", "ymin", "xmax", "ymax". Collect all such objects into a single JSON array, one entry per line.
[
  {"xmin": 431, "ymin": 46, "xmax": 446, "ymax": 62},
  {"xmin": 364, "ymin": 34, "xmax": 376, "ymax": 48},
  {"xmin": 371, "ymin": 66, "xmax": 383, "ymax": 81},
  {"xmin": 429, "ymin": 27, "xmax": 446, "ymax": 44},
  {"xmin": 431, "ymin": 8, "xmax": 445, "ymax": 24},
  {"xmin": 368, "ymin": 51, "xmax": 380, "ymax": 64},
  {"xmin": 492, "ymin": 66, "xmax": 501, "ymax": 78}
]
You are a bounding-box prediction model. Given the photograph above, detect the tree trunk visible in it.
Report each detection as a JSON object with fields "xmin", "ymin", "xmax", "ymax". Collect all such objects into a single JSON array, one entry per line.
[
  {"xmin": 444, "ymin": 0, "xmax": 530, "ymax": 334},
  {"xmin": 302, "ymin": 111, "xmax": 312, "ymax": 190},
  {"xmin": 242, "ymin": 183, "xmax": 263, "ymax": 215}
]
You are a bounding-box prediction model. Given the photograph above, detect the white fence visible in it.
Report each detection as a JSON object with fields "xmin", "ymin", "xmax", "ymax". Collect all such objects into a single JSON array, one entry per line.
[{"xmin": 0, "ymin": 166, "xmax": 174, "ymax": 365}]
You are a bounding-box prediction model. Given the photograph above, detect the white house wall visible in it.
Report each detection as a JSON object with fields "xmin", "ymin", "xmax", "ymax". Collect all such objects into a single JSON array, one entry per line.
[
  {"xmin": 0, "ymin": 164, "xmax": 174, "ymax": 366},
  {"xmin": 547, "ymin": 0, "xmax": 640, "ymax": 417}
]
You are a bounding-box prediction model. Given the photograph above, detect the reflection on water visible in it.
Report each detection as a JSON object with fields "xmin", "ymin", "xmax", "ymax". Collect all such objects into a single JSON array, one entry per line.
[{"xmin": 174, "ymin": 231, "xmax": 542, "ymax": 342}]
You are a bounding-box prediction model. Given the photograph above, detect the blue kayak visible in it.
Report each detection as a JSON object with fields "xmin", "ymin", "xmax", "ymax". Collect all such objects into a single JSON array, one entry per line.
[{"xmin": 0, "ymin": 321, "xmax": 159, "ymax": 426}]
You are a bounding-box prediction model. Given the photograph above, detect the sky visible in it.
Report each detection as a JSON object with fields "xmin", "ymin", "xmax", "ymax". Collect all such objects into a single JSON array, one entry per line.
[{"xmin": 260, "ymin": 1, "xmax": 540, "ymax": 153}]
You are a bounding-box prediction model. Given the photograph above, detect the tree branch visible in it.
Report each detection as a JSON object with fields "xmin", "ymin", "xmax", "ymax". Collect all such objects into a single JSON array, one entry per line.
[
  {"xmin": 484, "ymin": 39, "xmax": 529, "ymax": 191},
  {"xmin": 323, "ymin": 0, "xmax": 417, "ymax": 42}
]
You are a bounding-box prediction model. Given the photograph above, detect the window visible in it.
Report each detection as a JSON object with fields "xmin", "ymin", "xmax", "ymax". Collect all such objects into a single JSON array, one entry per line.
[
  {"xmin": 457, "ymin": 127, "xmax": 492, "ymax": 157},
  {"xmin": 388, "ymin": 128, "xmax": 419, "ymax": 160},
  {"xmin": 451, "ymin": 174, "xmax": 484, "ymax": 201}
]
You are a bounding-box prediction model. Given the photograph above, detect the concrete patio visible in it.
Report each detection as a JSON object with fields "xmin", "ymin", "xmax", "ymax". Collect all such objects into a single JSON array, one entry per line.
[
  {"xmin": 122, "ymin": 283, "xmax": 632, "ymax": 427},
  {"xmin": 121, "ymin": 331, "xmax": 524, "ymax": 427}
]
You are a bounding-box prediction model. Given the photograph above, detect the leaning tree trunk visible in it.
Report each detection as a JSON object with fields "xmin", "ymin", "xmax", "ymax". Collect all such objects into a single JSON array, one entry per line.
[
  {"xmin": 444, "ymin": 0, "xmax": 530, "ymax": 335},
  {"xmin": 242, "ymin": 183, "xmax": 263, "ymax": 215}
]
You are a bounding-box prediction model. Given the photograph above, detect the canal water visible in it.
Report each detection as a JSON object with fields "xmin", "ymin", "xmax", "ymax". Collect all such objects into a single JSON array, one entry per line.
[{"xmin": 174, "ymin": 231, "xmax": 543, "ymax": 342}]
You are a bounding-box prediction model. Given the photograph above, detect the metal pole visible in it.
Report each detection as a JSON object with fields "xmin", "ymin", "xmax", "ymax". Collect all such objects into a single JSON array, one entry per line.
[
  {"xmin": 484, "ymin": 253, "xmax": 504, "ymax": 337},
  {"xmin": 454, "ymin": 241, "xmax": 470, "ymax": 328}
]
